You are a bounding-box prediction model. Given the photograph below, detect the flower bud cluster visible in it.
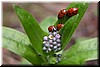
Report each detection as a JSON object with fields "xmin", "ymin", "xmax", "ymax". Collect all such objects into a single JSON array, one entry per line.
[
  {"xmin": 42, "ymin": 26, "xmax": 63, "ymax": 63},
  {"xmin": 42, "ymin": 30, "xmax": 61, "ymax": 53}
]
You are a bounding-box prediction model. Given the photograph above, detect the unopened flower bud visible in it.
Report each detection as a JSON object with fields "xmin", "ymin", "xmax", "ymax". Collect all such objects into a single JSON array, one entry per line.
[
  {"xmin": 44, "ymin": 36, "xmax": 48, "ymax": 41},
  {"xmin": 55, "ymin": 34, "xmax": 61, "ymax": 39}
]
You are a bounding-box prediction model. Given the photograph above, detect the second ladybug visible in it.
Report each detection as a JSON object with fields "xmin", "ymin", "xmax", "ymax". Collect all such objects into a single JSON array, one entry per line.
[
  {"xmin": 57, "ymin": 24, "xmax": 64, "ymax": 31},
  {"xmin": 67, "ymin": 8, "xmax": 78, "ymax": 16},
  {"xmin": 48, "ymin": 26, "xmax": 56, "ymax": 32},
  {"xmin": 58, "ymin": 9, "xmax": 67, "ymax": 19}
]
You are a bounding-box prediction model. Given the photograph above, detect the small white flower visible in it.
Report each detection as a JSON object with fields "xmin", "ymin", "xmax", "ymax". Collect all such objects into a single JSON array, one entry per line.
[
  {"xmin": 56, "ymin": 60, "xmax": 59, "ymax": 63},
  {"xmin": 53, "ymin": 42, "xmax": 57, "ymax": 45},
  {"xmin": 53, "ymin": 46, "xmax": 57, "ymax": 49},
  {"xmin": 54, "ymin": 49, "xmax": 58, "ymax": 52},
  {"xmin": 56, "ymin": 39, "xmax": 61, "ymax": 42},
  {"xmin": 46, "ymin": 50, "xmax": 49, "ymax": 53},
  {"xmin": 53, "ymin": 37, "xmax": 56, "ymax": 41},
  {"xmin": 53, "ymin": 31, "xmax": 57, "ymax": 36},
  {"xmin": 45, "ymin": 44, "xmax": 49, "ymax": 47},
  {"xmin": 57, "ymin": 57, "xmax": 61, "ymax": 62},
  {"xmin": 50, "ymin": 45, "xmax": 53, "ymax": 48},
  {"xmin": 43, "ymin": 47, "xmax": 46, "ymax": 50},
  {"xmin": 57, "ymin": 47, "xmax": 61, "ymax": 51},
  {"xmin": 48, "ymin": 48, "xmax": 52, "ymax": 51},
  {"xmin": 43, "ymin": 41, "xmax": 47, "ymax": 44},
  {"xmin": 44, "ymin": 36, "xmax": 48, "ymax": 40},
  {"xmin": 55, "ymin": 34, "xmax": 61, "ymax": 39},
  {"xmin": 48, "ymin": 35, "xmax": 54, "ymax": 39},
  {"xmin": 49, "ymin": 40, "xmax": 53, "ymax": 43},
  {"xmin": 57, "ymin": 43, "xmax": 61, "ymax": 47}
]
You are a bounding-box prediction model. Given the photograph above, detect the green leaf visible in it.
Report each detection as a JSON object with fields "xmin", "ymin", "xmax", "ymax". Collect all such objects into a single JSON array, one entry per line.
[
  {"xmin": 14, "ymin": 5, "xmax": 47, "ymax": 55},
  {"xmin": 60, "ymin": 14, "xmax": 79, "ymax": 49},
  {"xmin": 3, "ymin": 27, "xmax": 45, "ymax": 65},
  {"xmin": 59, "ymin": 2, "xmax": 89, "ymax": 49},
  {"xmin": 21, "ymin": 58, "xmax": 32, "ymax": 65},
  {"xmin": 58, "ymin": 38, "xmax": 98, "ymax": 65},
  {"xmin": 40, "ymin": 16, "xmax": 57, "ymax": 33},
  {"xmin": 55, "ymin": 2, "xmax": 89, "ymax": 25},
  {"xmin": 3, "ymin": 27, "xmax": 32, "ymax": 49}
]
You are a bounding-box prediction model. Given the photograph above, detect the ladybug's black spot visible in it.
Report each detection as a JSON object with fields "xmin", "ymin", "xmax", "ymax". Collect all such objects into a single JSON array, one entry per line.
[
  {"xmin": 61, "ymin": 12, "xmax": 63, "ymax": 14},
  {"xmin": 72, "ymin": 12, "xmax": 75, "ymax": 15}
]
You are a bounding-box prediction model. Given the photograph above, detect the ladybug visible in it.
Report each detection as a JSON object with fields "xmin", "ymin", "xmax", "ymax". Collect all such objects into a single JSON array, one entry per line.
[
  {"xmin": 57, "ymin": 24, "xmax": 64, "ymax": 31},
  {"xmin": 58, "ymin": 9, "xmax": 67, "ymax": 19},
  {"xmin": 67, "ymin": 8, "xmax": 78, "ymax": 16},
  {"xmin": 48, "ymin": 26, "xmax": 56, "ymax": 32}
]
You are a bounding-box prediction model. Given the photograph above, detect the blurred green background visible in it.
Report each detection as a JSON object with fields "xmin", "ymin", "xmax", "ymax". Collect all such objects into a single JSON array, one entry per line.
[{"xmin": 2, "ymin": 2, "xmax": 98, "ymax": 65}]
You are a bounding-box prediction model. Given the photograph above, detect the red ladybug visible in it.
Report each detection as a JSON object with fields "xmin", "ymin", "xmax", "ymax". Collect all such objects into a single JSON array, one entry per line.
[
  {"xmin": 67, "ymin": 8, "xmax": 78, "ymax": 16},
  {"xmin": 48, "ymin": 26, "xmax": 55, "ymax": 32},
  {"xmin": 57, "ymin": 24, "xmax": 64, "ymax": 31},
  {"xmin": 58, "ymin": 9, "xmax": 67, "ymax": 19}
]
